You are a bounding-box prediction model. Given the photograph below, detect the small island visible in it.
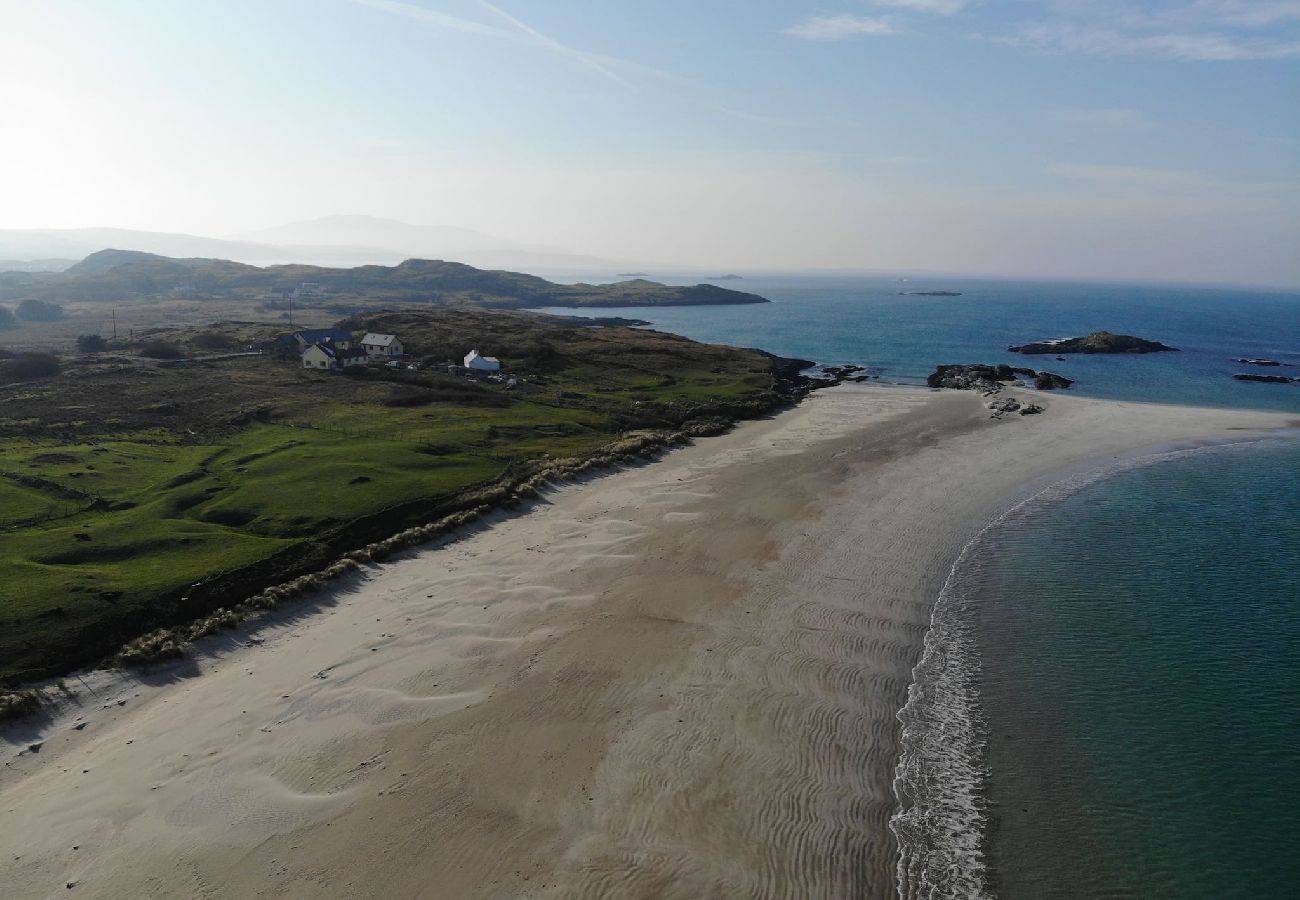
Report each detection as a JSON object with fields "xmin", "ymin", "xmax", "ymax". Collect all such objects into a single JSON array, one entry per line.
[
  {"xmin": 616, "ymin": 272, "xmax": 649, "ymax": 277},
  {"xmin": 899, "ymin": 290, "xmax": 962, "ymax": 296},
  {"xmin": 705, "ymin": 274, "xmax": 743, "ymax": 281},
  {"xmin": 1009, "ymin": 331, "xmax": 1178, "ymax": 354}
]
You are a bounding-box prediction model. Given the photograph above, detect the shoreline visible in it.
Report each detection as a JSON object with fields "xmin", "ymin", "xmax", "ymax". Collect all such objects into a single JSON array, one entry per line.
[
  {"xmin": 2, "ymin": 386, "xmax": 1294, "ymax": 899},
  {"xmin": 890, "ymin": 429, "xmax": 1300, "ymax": 900}
]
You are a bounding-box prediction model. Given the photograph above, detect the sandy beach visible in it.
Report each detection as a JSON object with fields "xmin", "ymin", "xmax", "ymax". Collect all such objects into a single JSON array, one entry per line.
[{"xmin": 2, "ymin": 385, "xmax": 1294, "ymax": 900}]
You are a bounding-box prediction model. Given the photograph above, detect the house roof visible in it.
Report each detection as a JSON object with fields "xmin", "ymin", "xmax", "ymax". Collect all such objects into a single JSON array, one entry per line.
[
  {"xmin": 296, "ymin": 328, "xmax": 352, "ymax": 344},
  {"xmin": 303, "ymin": 341, "xmax": 337, "ymax": 358},
  {"xmin": 304, "ymin": 342, "xmax": 367, "ymax": 362},
  {"xmin": 361, "ymin": 333, "xmax": 399, "ymax": 346}
]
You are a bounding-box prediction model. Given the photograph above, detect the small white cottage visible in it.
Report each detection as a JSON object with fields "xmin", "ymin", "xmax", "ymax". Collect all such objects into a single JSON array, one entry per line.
[
  {"xmin": 464, "ymin": 349, "xmax": 501, "ymax": 372},
  {"xmin": 361, "ymin": 333, "xmax": 404, "ymax": 358}
]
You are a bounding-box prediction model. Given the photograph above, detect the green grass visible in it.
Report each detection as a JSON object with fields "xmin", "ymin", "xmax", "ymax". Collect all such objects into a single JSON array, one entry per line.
[
  {"xmin": 0, "ymin": 480, "xmax": 69, "ymax": 523},
  {"xmin": 0, "ymin": 308, "xmax": 799, "ymax": 684}
]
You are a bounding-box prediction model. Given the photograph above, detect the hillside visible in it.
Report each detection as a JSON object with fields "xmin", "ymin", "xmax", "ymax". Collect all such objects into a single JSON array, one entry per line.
[{"xmin": 0, "ymin": 250, "xmax": 768, "ymax": 309}]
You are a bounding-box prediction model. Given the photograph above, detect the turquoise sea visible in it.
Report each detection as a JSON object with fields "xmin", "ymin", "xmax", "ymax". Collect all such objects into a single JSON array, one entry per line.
[{"xmin": 544, "ymin": 276, "xmax": 1300, "ymax": 899}]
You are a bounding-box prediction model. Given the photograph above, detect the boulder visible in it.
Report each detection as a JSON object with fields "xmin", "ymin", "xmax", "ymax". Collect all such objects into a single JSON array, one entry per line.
[{"xmin": 1034, "ymin": 371, "xmax": 1074, "ymax": 390}]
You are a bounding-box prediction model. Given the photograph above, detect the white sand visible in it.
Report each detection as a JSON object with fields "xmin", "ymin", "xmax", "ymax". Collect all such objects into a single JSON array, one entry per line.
[{"xmin": 2, "ymin": 386, "xmax": 1294, "ymax": 899}]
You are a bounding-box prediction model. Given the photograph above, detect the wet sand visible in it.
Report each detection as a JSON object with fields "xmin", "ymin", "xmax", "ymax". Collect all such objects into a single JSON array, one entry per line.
[{"xmin": 2, "ymin": 386, "xmax": 1293, "ymax": 899}]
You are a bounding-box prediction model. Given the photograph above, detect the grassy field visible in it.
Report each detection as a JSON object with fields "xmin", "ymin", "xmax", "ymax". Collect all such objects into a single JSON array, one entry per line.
[{"xmin": 0, "ymin": 308, "xmax": 805, "ymax": 684}]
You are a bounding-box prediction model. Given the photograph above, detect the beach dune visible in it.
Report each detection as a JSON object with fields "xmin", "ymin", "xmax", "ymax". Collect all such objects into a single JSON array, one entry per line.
[{"xmin": 2, "ymin": 386, "xmax": 1292, "ymax": 899}]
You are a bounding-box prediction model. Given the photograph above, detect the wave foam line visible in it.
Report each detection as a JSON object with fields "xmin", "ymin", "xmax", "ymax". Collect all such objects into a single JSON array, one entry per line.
[{"xmin": 888, "ymin": 436, "xmax": 1283, "ymax": 900}]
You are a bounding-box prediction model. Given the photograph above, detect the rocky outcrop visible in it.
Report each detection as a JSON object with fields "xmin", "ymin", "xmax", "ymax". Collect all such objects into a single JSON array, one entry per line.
[
  {"xmin": 1034, "ymin": 371, "xmax": 1074, "ymax": 390},
  {"xmin": 928, "ymin": 363, "xmax": 1034, "ymax": 392},
  {"xmin": 1235, "ymin": 358, "xmax": 1291, "ymax": 367},
  {"xmin": 1019, "ymin": 404, "xmax": 1044, "ymax": 415},
  {"xmin": 1009, "ymin": 331, "xmax": 1178, "ymax": 354},
  {"xmin": 927, "ymin": 364, "xmax": 1073, "ymax": 393},
  {"xmin": 1233, "ymin": 373, "xmax": 1297, "ymax": 384}
]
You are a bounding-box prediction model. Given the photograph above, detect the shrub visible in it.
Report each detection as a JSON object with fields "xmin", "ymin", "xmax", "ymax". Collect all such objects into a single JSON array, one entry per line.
[
  {"xmin": 16, "ymin": 298, "xmax": 63, "ymax": 322},
  {"xmin": 115, "ymin": 629, "xmax": 187, "ymax": 666},
  {"xmin": 190, "ymin": 331, "xmax": 237, "ymax": 350},
  {"xmin": 77, "ymin": 333, "xmax": 108, "ymax": 353},
  {"xmin": 139, "ymin": 340, "xmax": 183, "ymax": 359},
  {"xmin": 0, "ymin": 351, "xmax": 61, "ymax": 380},
  {"xmin": 0, "ymin": 690, "xmax": 42, "ymax": 722}
]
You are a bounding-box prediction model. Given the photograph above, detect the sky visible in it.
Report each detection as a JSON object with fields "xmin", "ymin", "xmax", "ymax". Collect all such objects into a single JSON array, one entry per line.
[{"xmin": 1, "ymin": 0, "xmax": 1298, "ymax": 285}]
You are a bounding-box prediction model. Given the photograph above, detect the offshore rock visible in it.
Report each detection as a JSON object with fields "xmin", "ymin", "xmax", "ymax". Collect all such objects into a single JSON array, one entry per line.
[
  {"xmin": 1009, "ymin": 331, "xmax": 1178, "ymax": 354},
  {"xmin": 1233, "ymin": 373, "xmax": 1296, "ymax": 384}
]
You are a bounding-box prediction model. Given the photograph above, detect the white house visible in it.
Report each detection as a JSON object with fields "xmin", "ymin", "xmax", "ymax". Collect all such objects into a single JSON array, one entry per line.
[
  {"xmin": 302, "ymin": 342, "xmax": 368, "ymax": 371},
  {"xmin": 360, "ymin": 333, "xmax": 404, "ymax": 358},
  {"xmin": 464, "ymin": 349, "xmax": 500, "ymax": 372}
]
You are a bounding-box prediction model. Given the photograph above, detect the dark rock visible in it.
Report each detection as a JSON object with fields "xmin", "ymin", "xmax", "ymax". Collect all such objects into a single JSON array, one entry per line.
[
  {"xmin": 1233, "ymin": 373, "xmax": 1296, "ymax": 384},
  {"xmin": 928, "ymin": 364, "xmax": 1019, "ymax": 392},
  {"xmin": 927, "ymin": 364, "xmax": 1056, "ymax": 393},
  {"xmin": 1019, "ymin": 404, "xmax": 1045, "ymax": 415},
  {"xmin": 1009, "ymin": 331, "xmax": 1178, "ymax": 354},
  {"xmin": 987, "ymin": 397, "xmax": 1021, "ymax": 413},
  {"xmin": 1235, "ymin": 358, "xmax": 1290, "ymax": 367},
  {"xmin": 1033, "ymin": 371, "xmax": 1074, "ymax": 390}
]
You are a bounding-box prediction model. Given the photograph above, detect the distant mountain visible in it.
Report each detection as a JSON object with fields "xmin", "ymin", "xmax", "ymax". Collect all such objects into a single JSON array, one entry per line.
[
  {"xmin": 234, "ymin": 215, "xmax": 628, "ymax": 271},
  {"xmin": 0, "ymin": 227, "xmax": 401, "ymax": 269},
  {"xmin": 0, "ymin": 218, "xmax": 639, "ymax": 274},
  {"xmin": 0, "ymin": 250, "xmax": 769, "ymax": 310},
  {"xmin": 0, "ymin": 258, "xmax": 76, "ymax": 274},
  {"xmin": 235, "ymin": 215, "xmax": 509, "ymax": 255}
]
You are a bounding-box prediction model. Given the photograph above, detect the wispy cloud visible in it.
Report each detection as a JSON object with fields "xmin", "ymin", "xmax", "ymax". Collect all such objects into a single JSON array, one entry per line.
[
  {"xmin": 983, "ymin": 1, "xmax": 1300, "ymax": 61},
  {"xmin": 473, "ymin": 0, "xmax": 630, "ymax": 86},
  {"xmin": 872, "ymin": 0, "xmax": 968, "ymax": 14},
  {"xmin": 991, "ymin": 23, "xmax": 1300, "ymax": 60},
  {"xmin": 784, "ymin": 15, "xmax": 898, "ymax": 41},
  {"xmin": 1129, "ymin": 1, "xmax": 1300, "ymax": 30},
  {"xmin": 347, "ymin": 0, "xmax": 630, "ymax": 85},
  {"xmin": 350, "ymin": 0, "xmax": 800, "ymax": 126},
  {"xmin": 1053, "ymin": 108, "xmax": 1149, "ymax": 129}
]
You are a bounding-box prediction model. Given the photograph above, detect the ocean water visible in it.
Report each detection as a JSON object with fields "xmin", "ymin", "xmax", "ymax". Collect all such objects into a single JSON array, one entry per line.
[
  {"xmin": 973, "ymin": 439, "xmax": 1300, "ymax": 899},
  {"xmin": 545, "ymin": 276, "xmax": 1300, "ymax": 898},
  {"xmin": 541, "ymin": 274, "xmax": 1300, "ymax": 412}
]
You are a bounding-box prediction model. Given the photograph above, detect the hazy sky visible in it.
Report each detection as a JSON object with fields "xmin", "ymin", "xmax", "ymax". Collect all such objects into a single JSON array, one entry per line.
[{"xmin": 2, "ymin": 0, "xmax": 1298, "ymax": 284}]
